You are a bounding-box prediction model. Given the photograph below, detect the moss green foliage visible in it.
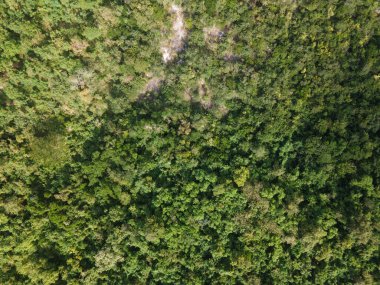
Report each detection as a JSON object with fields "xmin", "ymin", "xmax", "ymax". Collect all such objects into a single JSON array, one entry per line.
[{"xmin": 1, "ymin": 0, "xmax": 379, "ymax": 284}]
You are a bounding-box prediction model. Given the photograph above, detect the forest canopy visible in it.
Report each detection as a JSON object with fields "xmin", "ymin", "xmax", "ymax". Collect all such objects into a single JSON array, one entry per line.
[{"xmin": 0, "ymin": 0, "xmax": 379, "ymax": 284}]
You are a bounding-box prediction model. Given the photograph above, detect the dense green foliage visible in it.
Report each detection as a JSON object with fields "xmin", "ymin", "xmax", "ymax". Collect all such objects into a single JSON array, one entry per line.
[{"xmin": 1, "ymin": 0, "xmax": 379, "ymax": 284}]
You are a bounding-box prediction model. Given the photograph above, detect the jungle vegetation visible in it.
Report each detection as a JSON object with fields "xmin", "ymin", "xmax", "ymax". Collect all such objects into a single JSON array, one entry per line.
[{"xmin": 0, "ymin": 0, "xmax": 379, "ymax": 284}]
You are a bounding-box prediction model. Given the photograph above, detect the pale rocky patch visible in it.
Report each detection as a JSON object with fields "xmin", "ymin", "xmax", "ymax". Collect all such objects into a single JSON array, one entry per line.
[
  {"xmin": 160, "ymin": 4, "xmax": 187, "ymax": 63},
  {"xmin": 203, "ymin": 25, "xmax": 225, "ymax": 51},
  {"xmin": 203, "ymin": 25, "xmax": 224, "ymax": 44},
  {"xmin": 142, "ymin": 77, "xmax": 163, "ymax": 94}
]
